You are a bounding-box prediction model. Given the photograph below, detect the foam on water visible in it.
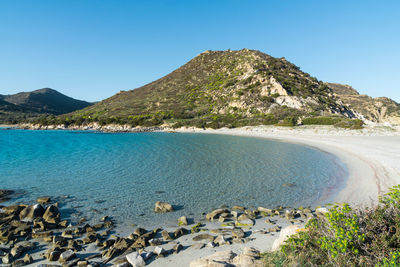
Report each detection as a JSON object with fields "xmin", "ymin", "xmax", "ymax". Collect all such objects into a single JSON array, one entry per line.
[{"xmin": 0, "ymin": 129, "xmax": 347, "ymax": 230}]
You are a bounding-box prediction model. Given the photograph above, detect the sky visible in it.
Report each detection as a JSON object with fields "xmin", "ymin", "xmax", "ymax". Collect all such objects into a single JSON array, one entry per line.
[{"xmin": 0, "ymin": 0, "xmax": 399, "ymax": 102}]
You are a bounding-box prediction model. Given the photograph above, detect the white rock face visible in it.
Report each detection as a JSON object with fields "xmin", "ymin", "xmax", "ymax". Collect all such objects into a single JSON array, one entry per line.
[
  {"xmin": 272, "ymin": 224, "xmax": 303, "ymax": 251},
  {"xmin": 316, "ymin": 207, "xmax": 329, "ymax": 217},
  {"xmin": 126, "ymin": 251, "xmax": 146, "ymax": 267}
]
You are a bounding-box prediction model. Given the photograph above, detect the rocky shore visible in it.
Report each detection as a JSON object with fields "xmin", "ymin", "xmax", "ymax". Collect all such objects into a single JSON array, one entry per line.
[
  {"xmin": 15, "ymin": 123, "xmax": 164, "ymax": 133},
  {"xmin": 0, "ymin": 191, "xmax": 326, "ymax": 267}
]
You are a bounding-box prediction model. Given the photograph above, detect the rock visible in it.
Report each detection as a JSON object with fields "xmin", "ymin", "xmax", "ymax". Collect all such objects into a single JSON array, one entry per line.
[
  {"xmin": 173, "ymin": 227, "xmax": 188, "ymax": 238},
  {"xmin": 140, "ymin": 250, "xmax": 153, "ymax": 261},
  {"xmin": 23, "ymin": 254, "xmax": 33, "ymax": 264},
  {"xmin": 2, "ymin": 205, "xmax": 25, "ymax": 215},
  {"xmin": 36, "ymin": 196, "xmax": 51, "ymax": 204},
  {"xmin": 45, "ymin": 247, "xmax": 63, "ymax": 261},
  {"xmin": 77, "ymin": 261, "xmax": 88, "ymax": 267},
  {"xmin": 2, "ymin": 253, "xmax": 12, "ymax": 264},
  {"xmin": 63, "ymin": 258, "xmax": 80, "ymax": 267},
  {"xmin": 192, "ymin": 234, "xmax": 214, "ymax": 242},
  {"xmin": 149, "ymin": 238, "xmax": 162, "ymax": 246},
  {"xmin": 154, "ymin": 246, "xmax": 166, "ymax": 257},
  {"xmin": 190, "ymin": 250, "xmax": 237, "ymax": 267},
  {"xmin": 173, "ymin": 243, "xmax": 183, "ymax": 253},
  {"xmin": 59, "ymin": 249, "xmax": 76, "ymax": 263},
  {"xmin": 101, "ymin": 216, "xmax": 110, "ymax": 222},
  {"xmin": 215, "ymin": 235, "xmax": 230, "ymax": 246},
  {"xmin": 154, "ymin": 201, "xmax": 174, "ymax": 213},
  {"xmin": 316, "ymin": 207, "xmax": 329, "ymax": 217},
  {"xmin": 268, "ymin": 225, "xmax": 281, "ymax": 233},
  {"xmin": 257, "ymin": 207, "xmax": 273, "ymax": 214},
  {"xmin": 43, "ymin": 205, "xmax": 60, "ymax": 224},
  {"xmin": 272, "ymin": 224, "xmax": 304, "ymax": 251},
  {"xmin": 285, "ymin": 210, "xmax": 295, "ymax": 220},
  {"xmin": 178, "ymin": 216, "xmax": 188, "ymax": 226},
  {"xmin": 232, "ymin": 205, "xmax": 245, "ymax": 211},
  {"xmin": 126, "ymin": 251, "xmax": 145, "ymax": 267},
  {"xmin": 235, "ymin": 215, "xmax": 254, "ymax": 227},
  {"xmin": 161, "ymin": 230, "xmax": 173, "ymax": 241},
  {"xmin": 205, "ymin": 209, "xmax": 229, "ymax": 221},
  {"xmin": 133, "ymin": 228, "xmax": 147, "ymax": 236},
  {"xmin": 232, "ymin": 228, "xmax": 245, "ymax": 239},
  {"xmin": 19, "ymin": 204, "xmax": 45, "ymax": 221},
  {"xmin": 232, "ymin": 247, "xmax": 261, "ymax": 266}
]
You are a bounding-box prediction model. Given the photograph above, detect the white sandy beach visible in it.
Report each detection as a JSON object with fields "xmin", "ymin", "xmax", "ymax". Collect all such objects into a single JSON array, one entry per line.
[{"xmin": 145, "ymin": 125, "xmax": 400, "ymax": 267}]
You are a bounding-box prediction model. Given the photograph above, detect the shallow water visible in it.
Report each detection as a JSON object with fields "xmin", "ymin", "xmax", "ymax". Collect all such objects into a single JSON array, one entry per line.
[{"xmin": 0, "ymin": 129, "xmax": 347, "ymax": 230}]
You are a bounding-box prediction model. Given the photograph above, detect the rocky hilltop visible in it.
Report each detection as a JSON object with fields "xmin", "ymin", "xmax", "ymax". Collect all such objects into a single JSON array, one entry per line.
[
  {"xmin": 0, "ymin": 88, "xmax": 92, "ymax": 124},
  {"xmin": 48, "ymin": 49, "xmax": 364, "ymax": 128},
  {"xmin": 327, "ymin": 83, "xmax": 400, "ymax": 124}
]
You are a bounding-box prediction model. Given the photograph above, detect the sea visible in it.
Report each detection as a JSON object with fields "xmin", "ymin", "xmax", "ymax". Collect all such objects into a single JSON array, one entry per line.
[{"xmin": 0, "ymin": 129, "xmax": 347, "ymax": 231}]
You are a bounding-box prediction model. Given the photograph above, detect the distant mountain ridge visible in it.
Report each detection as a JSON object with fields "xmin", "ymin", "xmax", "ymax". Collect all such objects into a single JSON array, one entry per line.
[{"xmin": 0, "ymin": 88, "xmax": 92, "ymax": 124}]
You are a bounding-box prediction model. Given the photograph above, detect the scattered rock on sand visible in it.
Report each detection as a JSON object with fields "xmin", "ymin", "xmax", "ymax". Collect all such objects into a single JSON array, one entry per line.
[
  {"xmin": 126, "ymin": 251, "xmax": 145, "ymax": 267},
  {"xmin": 154, "ymin": 201, "xmax": 174, "ymax": 213},
  {"xmin": 178, "ymin": 215, "xmax": 188, "ymax": 226},
  {"xmin": 43, "ymin": 205, "xmax": 61, "ymax": 224},
  {"xmin": 19, "ymin": 204, "xmax": 45, "ymax": 221}
]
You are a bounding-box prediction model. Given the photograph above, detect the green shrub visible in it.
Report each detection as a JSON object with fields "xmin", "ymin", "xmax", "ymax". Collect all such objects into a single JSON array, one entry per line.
[
  {"xmin": 302, "ymin": 116, "xmax": 343, "ymax": 125},
  {"xmin": 264, "ymin": 185, "xmax": 400, "ymax": 266}
]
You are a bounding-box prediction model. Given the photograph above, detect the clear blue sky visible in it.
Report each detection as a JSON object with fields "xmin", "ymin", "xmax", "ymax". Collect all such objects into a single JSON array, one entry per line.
[{"xmin": 0, "ymin": 0, "xmax": 399, "ymax": 102}]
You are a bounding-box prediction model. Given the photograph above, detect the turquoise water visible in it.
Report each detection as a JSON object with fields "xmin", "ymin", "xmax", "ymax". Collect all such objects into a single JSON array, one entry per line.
[{"xmin": 0, "ymin": 129, "xmax": 347, "ymax": 230}]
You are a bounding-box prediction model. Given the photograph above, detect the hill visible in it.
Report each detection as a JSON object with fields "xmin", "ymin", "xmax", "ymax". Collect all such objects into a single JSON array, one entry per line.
[
  {"xmin": 0, "ymin": 88, "xmax": 92, "ymax": 124},
  {"xmin": 51, "ymin": 49, "xmax": 363, "ymax": 129},
  {"xmin": 327, "ymin": 83, "xmax": 400, "ymax": 124}
]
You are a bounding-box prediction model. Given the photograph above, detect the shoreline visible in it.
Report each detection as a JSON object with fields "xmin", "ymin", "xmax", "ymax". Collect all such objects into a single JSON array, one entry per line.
[
  {"xmin": 174, "ymin": 125, "xmax": 400, "ymax": 206},
  {"xmin": 2, "ymin": 124, "xmax": 400, "ymax": 266}
]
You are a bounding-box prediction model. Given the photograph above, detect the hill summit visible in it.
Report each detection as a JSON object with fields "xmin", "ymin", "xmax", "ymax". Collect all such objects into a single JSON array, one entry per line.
[{"xmin": 53, "ymin": 49, "xmax": 363, "ymax": 128}]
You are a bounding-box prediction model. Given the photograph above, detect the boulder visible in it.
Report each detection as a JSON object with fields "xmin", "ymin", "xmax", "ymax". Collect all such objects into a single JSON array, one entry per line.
[
  {"xmin": 161, "ymin": 230, "xmax": 173, "ymax": 241},
  {"xmin": 192, "ymin": 234, "xmax": 214, "ymax": 242},
  {"xmin": 154, "ymin": 201, "xmax": 174, "ymax": 213},
  {"xmin": 23, "ymin": 253, "xmax": 33, "ymax": 264},
  {"xmin": 36, "ymin": 196, "xmax": 51, "ymax": 204},
  {"xmin": 178, "ymin": 216, "xmax": 188, "ymax": 226},
  {"xmin": 272, "ymin": 224, "xmax": 305, "ymax": 251},
  {"xmin": 232, "ymin": 228, "xmax": 245, "ymax": 239},
  {"xmin": 19, "ymin": 204, "xmax": 45, "ymax": 221},
  {"xmin": 215, "ymin": 235, "xmax": 230, "ymax": 246},
  {"xmin": 154, "ymin": 246, "xmax": 166, "ymax": 257},
  {"xmin": 205, "ymin": 209, "xmax": 229, "ymax": 221},
  {"xmin": 43, "ymin": 205, "xmax": 60, "ymax": 224},
  {"xmin": 232, "ymin": 247, "xmax": 261, "ymax": 266},
  {"xmin": 173, "ymin": 243, "xmax": 183, "ymax": 253},
  {"xmin": 173, "ymin": 227, "xmax": 188, "ymax": 238},
  {"xmin": 126, "ymin": 251, "xmax": 145, "ymax": 267},
  {"xmin": 59, "ymin": 249, "xmax": 76, "ymax": 263}
]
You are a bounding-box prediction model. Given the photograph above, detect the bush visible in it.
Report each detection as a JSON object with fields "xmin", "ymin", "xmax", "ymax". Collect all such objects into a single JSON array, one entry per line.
[
  {"xmin": 302, "ymin": 116, "xmax": 343, "ymax": 125},
  {"xmin": 264, "ymin": 185, "xmax": 400, "ymax": 266}
]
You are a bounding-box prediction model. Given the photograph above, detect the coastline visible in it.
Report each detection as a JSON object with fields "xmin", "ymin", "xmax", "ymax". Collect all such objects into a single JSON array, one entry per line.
[
  {"xmin": 174, "ymin": 125, "xmax": 400, "ymax": 207},
  {"xmin": 2, "ymin": 124, "xmax": 400, "ymax": 266}
]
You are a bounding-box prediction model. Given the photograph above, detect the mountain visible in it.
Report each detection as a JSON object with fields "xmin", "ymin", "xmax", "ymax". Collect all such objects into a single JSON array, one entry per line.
[
  {"xmin": 0, "ymin": 88, "xmax": 92, "ymax": 124},
  {"xmin": 54, "ymin": 49, "xmax": 365, "ymax": 129},
  {"xmin": 327, "ymin": 83, "xmax": 400, "ymax": 124}
]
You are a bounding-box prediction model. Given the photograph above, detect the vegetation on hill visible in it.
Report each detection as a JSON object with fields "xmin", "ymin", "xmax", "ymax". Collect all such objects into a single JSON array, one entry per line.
[
  {"xmin": 327, "ymin": 83, "xmax": 400, "ymax": 124},
  {"xmin": 263, "ymin": 185, "xmax": 400, "ymax": 266},
  {"xmin": 41, "ymin": 49, "xmax": 361, "ymax": 128},
  {"xmin": 0, "ymin": 88, "xmax": 92, "ymax": 124}
]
